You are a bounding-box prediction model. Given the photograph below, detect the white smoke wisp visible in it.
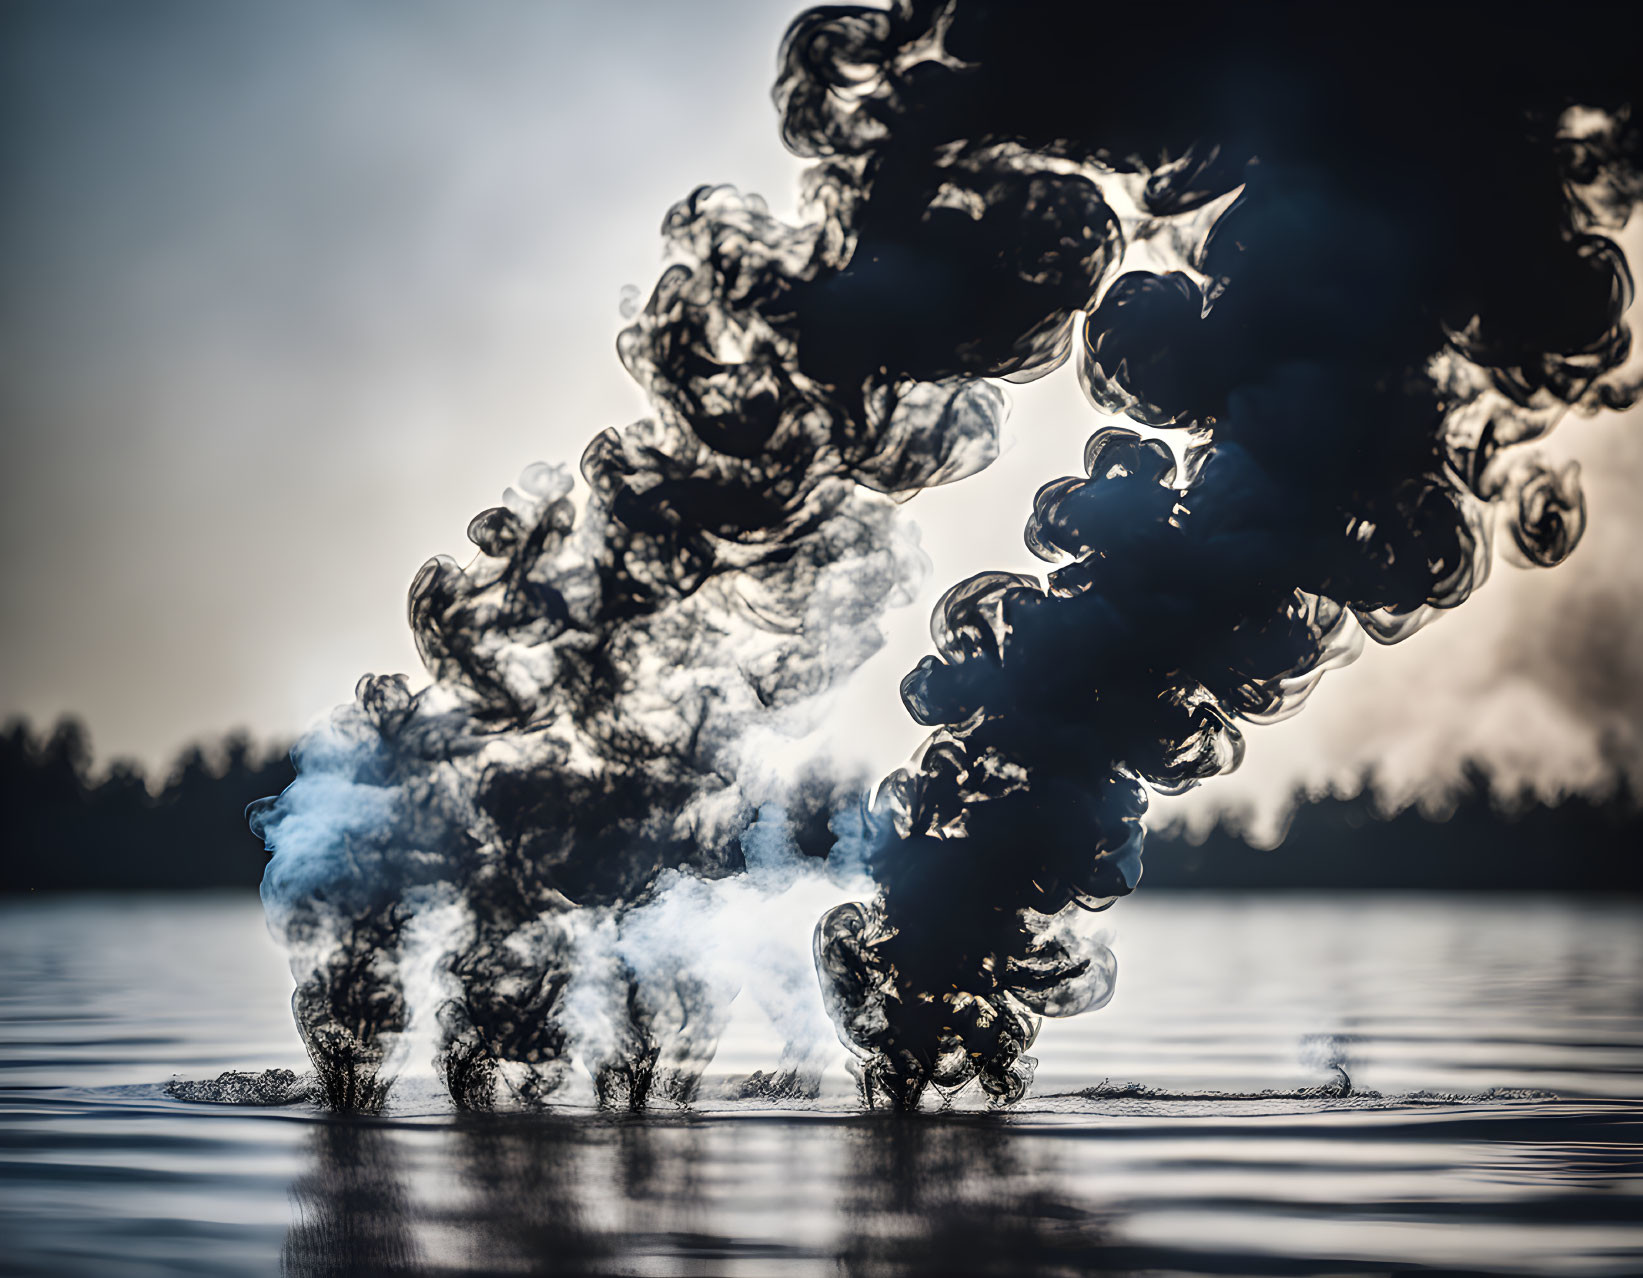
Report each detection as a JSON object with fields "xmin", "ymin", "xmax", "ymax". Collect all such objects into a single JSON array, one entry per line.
[{"xmin": 560, "ymin": 803, "xmax": 878, "ymax": 1106}]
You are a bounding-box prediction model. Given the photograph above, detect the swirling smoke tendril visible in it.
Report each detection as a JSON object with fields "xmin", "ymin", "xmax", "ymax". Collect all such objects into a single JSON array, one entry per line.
[{"xmin": 254, "ymin": 0, "xmax": 1640, "ymax": 1110}]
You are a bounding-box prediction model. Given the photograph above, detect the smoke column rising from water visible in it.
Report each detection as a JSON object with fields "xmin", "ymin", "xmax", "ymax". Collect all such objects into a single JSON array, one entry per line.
[
  {"xmin": 251, "ymin": 45, "xmax": 1080, "ymax": 1107},
  {"xmin": 254, "ymin": 0, "xmax": 1640, "ymax": 1109},
  {"xmin": 805, "ymin": 1, "xmax": 1640, "ymax": 1107}
]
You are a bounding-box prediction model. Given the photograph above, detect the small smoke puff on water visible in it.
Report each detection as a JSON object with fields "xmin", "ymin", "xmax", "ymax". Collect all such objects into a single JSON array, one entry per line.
[{"xmin": 1300, "ymin": 1034, "xmax": 1357, "ymax": 1095}]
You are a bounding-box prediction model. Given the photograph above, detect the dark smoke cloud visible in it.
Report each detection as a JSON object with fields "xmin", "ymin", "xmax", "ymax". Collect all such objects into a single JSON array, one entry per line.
[
  {"xmin": 255, "ymin": 138, "xmax": 1027, "ymax": 1108},
  {"xmin": 256, "ymin": 0, "xmax": 1640, "ymax": 1110},
  {"xmin": 801, "ymin": 2, "xmax": 1640, "ymax": 1106}
]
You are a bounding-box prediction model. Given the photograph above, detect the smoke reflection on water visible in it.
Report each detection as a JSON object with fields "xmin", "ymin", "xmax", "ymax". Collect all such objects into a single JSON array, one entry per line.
[
  {"xmin": 278, "ymin": 1114, "xmax": 1116, "ymax": 1277},
  {"xmin": 274, "ymin": 1101, "xmax": 1643, "ymax": 1278}
]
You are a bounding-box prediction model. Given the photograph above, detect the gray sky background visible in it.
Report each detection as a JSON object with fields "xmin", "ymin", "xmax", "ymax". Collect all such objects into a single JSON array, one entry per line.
[{"xmin": 3, "ymin": 0, "xmax": 1639, "ymax": 830}]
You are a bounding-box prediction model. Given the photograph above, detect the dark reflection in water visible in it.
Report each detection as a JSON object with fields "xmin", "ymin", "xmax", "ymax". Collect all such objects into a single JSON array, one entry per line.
[
  {"xmin": 445, "ymin": 1117, "xmax": 650, "ymax": 1274},
  {"xmin": 284, "ymin": 1121, "xmax": 424, "ymax": 1276},
  {"xmin": 281, "ymin": 1113, "xmax": 1125, "ymax": 1277},
  {"xmin": 835, "ymin": 1118, "xmax": 1118, "ymax": 1277},
  {"xmin": 278, "ymin": 1101, "xmax": 1643, "ymax": 1277}
]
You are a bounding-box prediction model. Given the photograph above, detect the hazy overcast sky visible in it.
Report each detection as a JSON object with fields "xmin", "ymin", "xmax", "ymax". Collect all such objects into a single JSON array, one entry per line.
[
  {"xmin": 1, "ymin": 0, "xmax": 808, "ymax": 763},
  {"xmin": 3, "ymin": 0, "xmax": 1639, "ymax": 827}
]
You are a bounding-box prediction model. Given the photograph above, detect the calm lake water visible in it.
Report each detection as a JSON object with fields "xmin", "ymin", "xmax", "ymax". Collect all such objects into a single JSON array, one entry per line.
[{"xmin": 2, "ymin": 892, "xmax": 1640, "ymax": 1276}]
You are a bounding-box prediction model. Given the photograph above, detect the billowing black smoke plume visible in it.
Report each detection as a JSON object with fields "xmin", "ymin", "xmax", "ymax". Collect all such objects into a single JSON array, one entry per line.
[
  {"xmin": 253, "ymin": 26, "xmax": 1107, "ymax": 1106},
  {"xmin": 256, "ymin": 0, "xmax": 1639, "ymax": 1110},
  {"xmin": 805, "ymin": 2, "xmax": 1640, "ymax": 1107}
]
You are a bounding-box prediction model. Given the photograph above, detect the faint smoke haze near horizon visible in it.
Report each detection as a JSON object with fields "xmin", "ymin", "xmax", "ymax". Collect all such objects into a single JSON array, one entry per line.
[{"xmin": 3, "ymin": 0, "xmax": 1639, "ymax": 834}]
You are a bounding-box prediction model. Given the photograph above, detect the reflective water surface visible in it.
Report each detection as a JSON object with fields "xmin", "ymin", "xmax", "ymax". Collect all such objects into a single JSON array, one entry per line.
[{"xmin": 2, "ymin": 893, "xmax": 1640, "ymax": 1276}]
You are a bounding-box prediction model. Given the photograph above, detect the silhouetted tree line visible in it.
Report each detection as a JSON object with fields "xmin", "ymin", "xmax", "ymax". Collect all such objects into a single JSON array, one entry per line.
[
  {"xmin": 0, "ymin": 716, "xmax": 295, "ymax": 892},
  {"xmin": 1143, "ymin": 762, "xmax": 1643, "ymax": 892},
  {"xmin": 2, "ymin": 716, "xmax": 1637, "ymax": 892}
]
